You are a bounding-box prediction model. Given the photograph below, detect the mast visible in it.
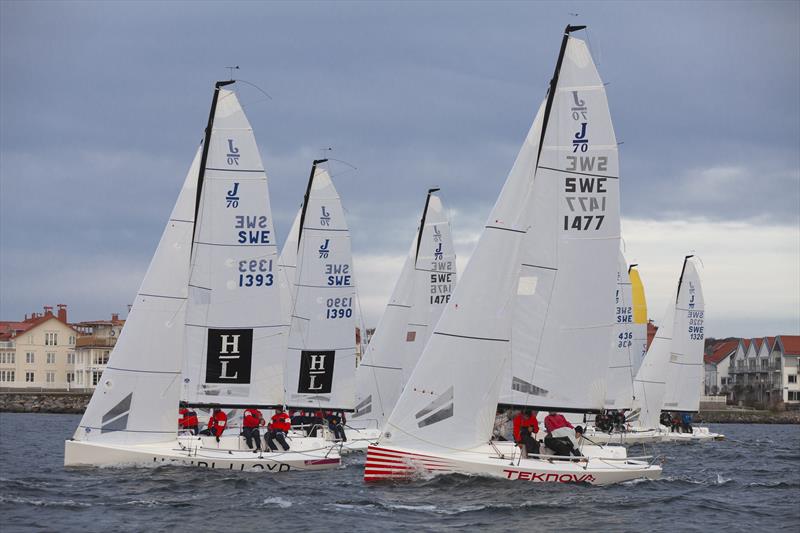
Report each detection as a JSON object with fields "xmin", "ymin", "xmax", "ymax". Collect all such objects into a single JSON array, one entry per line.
[
  {"xmin": 297, "ymin": 159, "xmax": 328, "ymax": 251},
  {"xmin": 414, "ymin": 188, "xmax": 440, "ymax": 262},
  {"xmin": 536, "ymin": 24, "xmax": 586, "ymax": 166},
  {"xmin": 676, "ymin": 255, "xmax": 694, "ymax": 304},
  {"xmin": 191, "ymin": 79, "xmax": 236, "ymax": 253}
]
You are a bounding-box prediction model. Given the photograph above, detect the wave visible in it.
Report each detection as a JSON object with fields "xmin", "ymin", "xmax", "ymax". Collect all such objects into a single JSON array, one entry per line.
[
  {"xmin": 0, "ymin": 495, "xmax": 92, "ymax": 508},
  {"xmin": 263, "ymin": 497, "xmax": 292, "ymax": 508}
]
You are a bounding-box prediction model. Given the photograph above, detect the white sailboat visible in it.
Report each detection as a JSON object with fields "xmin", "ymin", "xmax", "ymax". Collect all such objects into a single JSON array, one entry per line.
[
  {"xmin": 65, "ymin": 82, "xmax": 340, "ymax": 471},
  {"xmin": 365, "ymin": 26, "xmax": 660, "ymax": 485},
  {"xmin": 283, "ymin": 159, "xmax": 357, "ymax": 414},
  {"xmin": 659, "ymin": 256, "xmax": 722, "ymax": 442},
  {"xmin": 349, "ymin": 189, "xmax": 457, "ymax": 450}
]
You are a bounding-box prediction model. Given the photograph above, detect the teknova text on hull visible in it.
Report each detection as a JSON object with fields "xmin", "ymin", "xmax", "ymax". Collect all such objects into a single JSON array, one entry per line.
[{"xmin": 502, "ymin": 469, "xmax": 597, "ymax": 483}]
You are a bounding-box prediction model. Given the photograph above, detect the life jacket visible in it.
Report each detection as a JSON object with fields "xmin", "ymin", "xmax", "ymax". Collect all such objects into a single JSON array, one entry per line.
[
  {"xmin": 183, "ymin": 409, "xmax": 198, "ymax": 427},
  {"xmin": 544, "ymin": 414, "xmax": 573, "ymax": 434},
  {"xmin": 243, "ymin": 408, "xmax": 262, "ymax": 428},
  {"xmin": 513, "ymin": 414, "xmax": 539, "ymax": 441},
  {"xmin": 208, "ymin": 410, "xmax": 228, "ymax": 437},
  {"xmin": 178, "ymin": 407, "xmax": 188, "ymax": 428},
  {"xmin": 270, "ymin": 412, "xmax": 291, "ymax": 433}
]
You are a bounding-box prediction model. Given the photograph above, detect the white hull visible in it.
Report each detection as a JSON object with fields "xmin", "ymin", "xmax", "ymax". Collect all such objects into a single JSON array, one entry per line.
[
  {"xmin": 581, "ymin": 426, "xmax": 667, "ymax": 445},
  {"xmin": 662, "ymin": 425, "xmax": 724, "ymax": 442},
  {"xmin": 337, "ymin": 427, "xmax": 381, "ymax": 453},
  {"xmin": 65, "ymin": 434, "xmax": 341, "ymax": 472},
  {"xmin": 365, "ymin": 442, "xmax": 660, "ymax": 486}
]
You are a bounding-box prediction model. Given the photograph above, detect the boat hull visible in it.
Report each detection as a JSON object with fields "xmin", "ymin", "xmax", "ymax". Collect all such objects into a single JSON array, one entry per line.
[
  {"xmin": 364, "ymin": 443, "xmax": 660, "ymax": 486},
  {"xmin": 64, "ymin": 437, "xmax": 341, "ymax": 472},
  {"xmin": 662, "ymin": 426, "xmax": 724, "ymax": 442},
  {"xmin": 581, "ymin": 426, "xmax": 667, "ymax": 445}
]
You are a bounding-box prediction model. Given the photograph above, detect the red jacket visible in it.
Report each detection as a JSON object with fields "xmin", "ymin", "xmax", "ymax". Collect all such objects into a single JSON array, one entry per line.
[
  {"xmin": 544, "ymin": 413, "xmax": 573, "ymax": 433},
  {"xmin": 271, "ymin": 412, "xmax": 291, "ymax": 433},
  {"xmin": 513, "ymin": 413, "xmax": 539, "ymax": 442},
  {"xmin": 207, "ymin": 410, "xmax": 228, "ymax": 437},
  {"xmin": 243, "ymin": 408, "xmax": 263, "ymax": 429},
  {"xmin": 179, "ymin": 407, "xmax": 198, "ymax": 428}
]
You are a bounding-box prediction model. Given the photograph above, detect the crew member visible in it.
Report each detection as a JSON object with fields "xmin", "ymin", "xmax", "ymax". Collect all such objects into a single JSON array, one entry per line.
[
  {"xmin": 199, "ymin": 407, "xmax": 227, "ymax": 442},
  {"xmin": 543, "ymin": 411, "xmax": 582, "ymax": 457},
  {"xmin": 681, "ymin": 412, "xmax": 693, "ymax": 434},
  {"xmin": 327, "ymin": 411, "xmax": 347, "ymax": 442},
  {"xmin": 513, "ymin": 409, "xmax": 540, "ymax": 457},
  {"xmin": 242, "ymin": 407, "xmax": 264, "ymax": 451},
  {"xmin": 660, "ymin": 411, "xmax": 672, "ymax": 428},
  {"xmin": 267, "ymin": 408, "xmax": 291, "ymax": 451},
  {"xmin": 178, "ymin": 402, "xmax": 199, "ymax": 435}
]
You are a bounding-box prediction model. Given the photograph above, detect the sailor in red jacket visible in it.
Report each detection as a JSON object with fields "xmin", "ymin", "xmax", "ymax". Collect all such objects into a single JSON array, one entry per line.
[
  {"xmin": 513, "ymin": 409, "xmax": 540, "ymax": 457},
  {"xmin": 266, "ymin": 408, "xmax": 291, "ymax": 451},
  {"xmin": 242, "ymin": 407, "xmax": 264, "ymax": 451},
  {"xmin": 543, "ymin": 411, "xmax": 582, "ymax": 457},
  {"xmin": 178, "ymin": 402, "xmax": 199, "ymax": 435},
  {"xmin": 199, "ymin": 408, "xmax": 227, "ymax": 442}
]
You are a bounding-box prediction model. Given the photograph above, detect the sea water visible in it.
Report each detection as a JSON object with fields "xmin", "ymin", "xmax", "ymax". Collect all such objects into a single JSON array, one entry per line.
[{"xmin": 1, "ymin": 413, "xmax": 798, "ymax": 532}]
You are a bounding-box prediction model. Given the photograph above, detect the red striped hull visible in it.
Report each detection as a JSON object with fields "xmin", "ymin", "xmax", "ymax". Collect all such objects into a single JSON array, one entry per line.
[{"xmin": 364, "ymin": 445, "xmax": 455, "ymax": 482}]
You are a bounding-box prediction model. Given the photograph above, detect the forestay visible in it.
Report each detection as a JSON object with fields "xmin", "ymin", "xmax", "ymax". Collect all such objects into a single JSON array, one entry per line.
[
  {"xmin": 182, "ymin": 88, "xmax": 285, "ymax": 407},
  {"xmin": 662, "ymin": 257, "xmax": 705, "ymax": 413},
  {"xmin": 284, "ymin": 162, "xmax": 357, "ymax": 411},
  {"xmin": 499, "ymin": 34, "xmax": 620, "ymax": 413},
  {"xmin": 604, "ymin": 252, "xmax": 636, "ymax": 409},
  {"xmin": 352, "ymin": 191, "xmax": 456, "ymax": 429},
  {"xmin": 73, "ymin": 146, "xmax": 199, "ymax": 444}
]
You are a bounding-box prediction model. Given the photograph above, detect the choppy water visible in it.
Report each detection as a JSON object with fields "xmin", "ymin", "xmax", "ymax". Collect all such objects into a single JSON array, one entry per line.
[{"xmin": 1, "ymin": 413, "xmax": 798, "ymax": 532}]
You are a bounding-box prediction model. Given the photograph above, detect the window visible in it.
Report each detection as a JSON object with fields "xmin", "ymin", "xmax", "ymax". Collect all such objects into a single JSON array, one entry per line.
[
  {"xmin": 46, "ymin": 352, "xmax": 56, "ymax": 364},
  {"xmin": 92, "ymin": 370, "xmax": 102, "ymax": 386},
  {"xmin": 78, "ymin": 353, "xmax": 84, "ymax": 364},
  {"xmin": 790, "ymin": 375, "xmax": 797, "ymax": 384},
  {"xmin": 25, "ymin": 371, "xmax": 35, "ymax": 383},
  {"xmin": 44, "ymin": 332, "xmax": 58, "ymax": 346},
  {"xmin": 67, "ymin": 353, "xmax": 75, "ymax": 365},
  {"xmin": 721, "ymin": 377, "xmax": 728, "ymax": 386},
  {"xmin": 25, "ymin": 352, "xmax": 34, "ymax": 364},
  {"xmin": 46, "ymin": 371, "xmax": 55, "ymax": 383},
  {"xmin": 76, "ymin": 372, "xmax": 83, "ymax": 385},
  {"xmin": 0, "ymin": 352, "xmax": 13, "ymax": 364},
  {"xmin": 789, "ymin": 391, "xmax": 799, "ymax": 401},
  {"xmin": 68, "ymin": 335, "xmax": 75, "ymax": 345},
  {"xmin": 27, "ymin": 335, "xmax": 33, "ymax": 344},
  {"xmin": 761, "ymin": 359, "xmax": 768, "ymax": 369},
  {"xmin": 66, "ymin": 372, "xmax": 74, "ymax": 384},
  {"xmin": 94, "ymin": 351, "xmax": 110, "ymax": 365},
  {"xmin": 0, "ymin": 370, "xmax": 14, "ymax": 382}
]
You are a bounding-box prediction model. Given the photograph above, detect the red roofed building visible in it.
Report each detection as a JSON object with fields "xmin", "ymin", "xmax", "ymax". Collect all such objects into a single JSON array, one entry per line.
[
  {"xmin": 729, "ymin": 335, "xmax": 800, "ymax": 408},
  {"xmin": 703, "ymin": 339, "xmax": 738, "ymax": 397}
]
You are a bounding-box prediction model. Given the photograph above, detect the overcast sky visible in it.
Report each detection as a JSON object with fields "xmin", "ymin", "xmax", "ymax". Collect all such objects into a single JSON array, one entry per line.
[{"xmin": 1, "ymin": 1, "xmax": 798, "ymax": 338}]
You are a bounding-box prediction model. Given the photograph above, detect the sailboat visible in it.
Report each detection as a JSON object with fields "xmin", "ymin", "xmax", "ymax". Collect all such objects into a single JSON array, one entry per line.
[
  {"xmin": 64, "ymin": 82, "xmax": 340, "ymax": 471},
  {"xmin": 282, "ymin": 159, "xmax": 358, "ymax": 421},
  {"xmin": 658, "ymin": 257, "xmax": 722, "ymax": 442},
  {"xmin": 364, "ymin": 26, "xmax": 660, "ymax": 485},
  {"xmin": 349, "ymin": 189, "xmax": 457, "ymax": 450}
]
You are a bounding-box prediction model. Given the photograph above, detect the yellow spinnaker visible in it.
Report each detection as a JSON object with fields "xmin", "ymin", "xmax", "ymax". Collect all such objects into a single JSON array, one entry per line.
[{"xmin": 630, "ymin": 266, "xmax": 648, "ymax": 324}]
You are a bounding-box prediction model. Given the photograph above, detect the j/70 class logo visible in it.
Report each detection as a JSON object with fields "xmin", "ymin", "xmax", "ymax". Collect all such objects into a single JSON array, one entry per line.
[
  {"xmin": 320, "ymin": 206, "xmax": 331, "ymax": 226},
  {"xmin": 226, "ymin": 139, "xmax": 240, "ymax": 166}
]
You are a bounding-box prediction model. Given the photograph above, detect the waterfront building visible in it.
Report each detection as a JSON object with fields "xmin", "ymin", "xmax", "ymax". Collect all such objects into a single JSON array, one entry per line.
[
  {"xmin": 0, "ymin": 305, "xmax": 78, "ymax": 390},
  {"xmin": 729, "ymin": 335, "xmax": 800, "ymax": 408},
  {"xmin": 703, "ymin": 339, "xmax": 738, "ymax": 397},
  {"xmin": 72, "ymin": 314, "xmax": 125, "ymax": 389}
]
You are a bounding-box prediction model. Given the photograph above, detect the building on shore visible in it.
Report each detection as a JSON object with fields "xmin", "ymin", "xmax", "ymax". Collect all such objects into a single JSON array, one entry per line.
[
  {"xmin": 72, "ymin": 314, "xmax": 125, "ymax": 390},
  {"xmin": 0, "ymin": 305, "xmax": 78, "ymax": 390},
  {"xmin": 703, "ymin": 339, "xmax": 739, "ymax": 397},
  {"xmin": 722, "ymin": 335, "xmax": 800, "ymax": 408},
  {"xmin": 0, "ymin": 306, "xmax": 126, "ymax": 392}
]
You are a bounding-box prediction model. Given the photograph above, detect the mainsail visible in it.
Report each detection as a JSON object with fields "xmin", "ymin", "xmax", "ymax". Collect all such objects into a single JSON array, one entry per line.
[
  {"xmin": 662, "ymin": 257, "xmax": 706, "ymax": 412},
  {"xmin": 182, "ymin": 84, "xmax": 285, "ymax": 407},
  {"xmin": 498, "ymin": 28, "xmax": 621, "ymax": 413},
  {"xmin": 73, "ymin": 146, "xmax": 199, "ymax": 444},
  {"xmin": 352, "ymin": 190, "xmax": 456, "ymax": 429},
  {"xmin": 604, "ymin": 252, "xmax": 636, "ymax": 409},
  {"xmin": 284, "ymin": 160, "xmax": 357, "ymax": 411}
]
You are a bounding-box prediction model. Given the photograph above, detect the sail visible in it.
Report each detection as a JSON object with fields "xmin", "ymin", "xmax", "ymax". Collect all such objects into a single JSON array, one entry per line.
[
  {"xmin": 629, "ymin": 265, "xmax": 648, "ymax": 376},
  {"xmin": 352, "ymin": 191, "xmax": 456, "ymax": 429},
  {"xmin": 662, "ymin": 257, "xmax": 705, "ymax": 412},
  {"xmin": 182, "ymin": 87, "xmax": 285, "ymax": 407},
  {"xmin": 277, "ymin": 208, "xmax": 302, "ymax": 331},
  {"xmin": 598, "ymin": 252, "xmax": 636, "ymax": 409},
  {"xmin": 381, "ymin": 92, "xmax": 546, "ymax": 452},
  {"xmin": 284, "ymin": 162, "xmax": 356, "ymax": 411},
  {"xmin": 73, "ymin": 147, "xmax": 199, "ymax": 444},
  {"xmin": 498, "ymin": 32, "xmax": 620, "ymax": 413}
]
